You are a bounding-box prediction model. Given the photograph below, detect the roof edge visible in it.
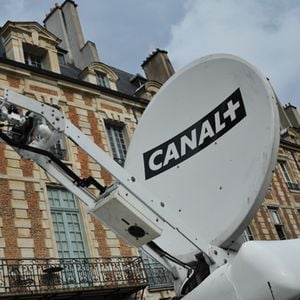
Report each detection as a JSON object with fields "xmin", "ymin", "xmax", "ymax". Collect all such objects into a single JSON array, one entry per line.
[{"xmin": 0, "ymin": 57, "xmax": 149, "ymax": 105}]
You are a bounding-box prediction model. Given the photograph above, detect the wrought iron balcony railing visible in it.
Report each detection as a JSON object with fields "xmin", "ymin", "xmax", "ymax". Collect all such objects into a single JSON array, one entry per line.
[
  {"xmin": 0, "ymin": 257, "xmax": 147, "ymax": 296},
  {"xmin": 143, "ymin": 261, "xmax": 174, "ymax": 291}
]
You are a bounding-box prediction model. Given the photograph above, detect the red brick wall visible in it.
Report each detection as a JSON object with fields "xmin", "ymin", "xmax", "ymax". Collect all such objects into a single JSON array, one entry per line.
[
  {"xmin": 25, "ymin": 182, "xmax": 49, "ymax": 258},
  {"xmin": 7, "ymin": 75, "xmax": 20, "ymax": 88},
  {"xmin": 119, "ymin": 239, "xmax": 134, "ymax": 257},
  {"xmin": 29, "ymin": 85, "xmax": 58, "ymax": 96},
  {"xmin": 251, "ymin": 146, "xmax": 300, "ymax": 241},
  {"xmin": 0, "ymin": 180, "xmax": 20, "ymax": 258},
  {"xmin": 101, "ymin": 103, "xmax": 123, "ymax": 113},
  {"xmin": 0, "ymin": 145, "xmax": 7, "ymax": 174},
  {"xmin": 63, "ymin": 89, "xmax": 74, "ymax": 102},
  {"xmin": 92, "ymin": 216, "xmax": 111, "ymax": 257}
]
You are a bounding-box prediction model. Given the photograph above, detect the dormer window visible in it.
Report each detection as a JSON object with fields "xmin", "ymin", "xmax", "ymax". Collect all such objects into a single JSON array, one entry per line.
[
  {"xmin": 57, "ymin": 47, "xmax": 67, "ymax": 66},
  {"xmin": 24, "ymin": 52, "xmax": 42, "ymax": 68},
  {"xmin": 96, "ymin": 71, "xmax": 109, "ymax": 88},
  {"xmin": 79, "ymin": 63, "xmax": 118, "ymax": 90},
  {"xmin": 23, "ymin": 43, "xmax": 46, "ymax": 69},
  {"xmin": 130, "ymin": 73, "xmax": 147, "ymax": 88},
  {"xmin": 0, "ymin": 22, "xmax": 61, "ymax": 73}
]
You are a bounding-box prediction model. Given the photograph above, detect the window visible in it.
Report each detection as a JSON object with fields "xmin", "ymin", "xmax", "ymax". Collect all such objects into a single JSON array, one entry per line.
[
  {"xmin": 48, "ymin": 187, "xmax": 87, "ymax": 258},
  {"xmin": 24, "ymin": 52, "xmax": 42, "ymax": 68},
  {"xmin": 105, "ymin": 123, "xmax": 127, "ymax": 166},
  {"xmin": 241, "ymin": 225, "xmax": 254, "ymax": 242},
  {"xmin": 139, "ymin": 250, "xmax": 173, "ymax": 291},
  {"xmin": 96, "ymin": 71, "xmax": 109, "ymax": 88},
  {"xmin": 50, "ymin": 139, "xmax": 67, "ymax": 160},
  {"xmin": 268, "ymin": 207, "xmax": 286, "ymax": 240},
  {"xmin": 279, "ymin": 162, "xmax": 300, "ymax": 190},
  {"xmin": 130, "ymin": 74, "xmax": 147, "ymax": 88},
  {"xmin": 23, "ymin": 43, "xmax": 46, "ymax": 69},
  {"xmin": 279, "ymin": 162, "xmax": 292, "ymax": 182},
  {"xmin": 37, "ymin": 117, "xmax": 67, "ymax": 160}
]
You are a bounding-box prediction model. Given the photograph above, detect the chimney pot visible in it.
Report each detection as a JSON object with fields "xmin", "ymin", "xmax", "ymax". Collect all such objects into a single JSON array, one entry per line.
[{"xmin": 141, "ymin": 48, "xmax": 174, "ymax": 85}]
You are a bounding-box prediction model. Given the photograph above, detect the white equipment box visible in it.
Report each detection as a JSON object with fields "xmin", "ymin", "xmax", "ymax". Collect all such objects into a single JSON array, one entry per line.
[{"xmin": 91, "ymin": 185, "xmax": 163, "ymax": 247}]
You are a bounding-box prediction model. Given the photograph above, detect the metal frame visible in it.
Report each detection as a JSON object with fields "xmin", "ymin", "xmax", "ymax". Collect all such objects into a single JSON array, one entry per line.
[
  {"xmin": 0, "ymin": 90, "xmax": 214, "ymax": 263},
  {"xmin": 0, "ymin": 257, "xmax": 147, "ymax": 295}
]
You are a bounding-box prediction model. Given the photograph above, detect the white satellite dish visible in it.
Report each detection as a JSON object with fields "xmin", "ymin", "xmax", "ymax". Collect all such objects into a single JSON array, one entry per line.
[{"xmin": 125, "ymin": 54, "xmax": 279, "ymax": 251}]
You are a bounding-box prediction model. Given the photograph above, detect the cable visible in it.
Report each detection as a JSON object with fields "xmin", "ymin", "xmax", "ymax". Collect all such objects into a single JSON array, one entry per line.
[
  {"xmin": 0, "ymin": 130, "xmax": 106, "ymax": 194},
  {"xmin": 147, "ymin": 241, "xmax": 193, "ymax": 270}
]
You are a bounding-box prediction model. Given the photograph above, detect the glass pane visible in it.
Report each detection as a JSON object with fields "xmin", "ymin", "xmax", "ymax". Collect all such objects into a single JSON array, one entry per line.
[
  {"xmin": 106, "ymin": 124, "xmax": 127, "ymax": 166},
  {"xmin": 48, "ymin": 188, "xmax": 76, "ymax": 209},
  {"xmin": 270, "ymin": 209, "xmax": 281, "ymax": 225},
  {"xmin": 50, "ymin": 140, "xmax": 67, "ymax": 160},
  {"xmin": 279, "ymin": 163, "xmax": 291, "ymax": 182},
  {"xmin": 66, "ymin": 212, "xmax": 86, "ymax": 258},
  {"xmin": 96, "ymin": 72, "xmax": 109, "ymax": 88},
  {"xmin": 48, "ymin": 188, "xmax": 87, "ymax": 258},
  {"xmin": 24, "ymin": 52, "xmax": 42, "ymax": 69},
  {"xmin": 275, "ymin": 225, "xmax": 286, "ymax": 240},
  {"xmin": 48, "ymin": 189, "xmax": 60, "ymax": 208}
]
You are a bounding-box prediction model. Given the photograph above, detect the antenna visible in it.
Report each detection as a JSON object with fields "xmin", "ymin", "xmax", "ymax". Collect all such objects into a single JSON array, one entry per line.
[{"xmin": 125, "ymin": 54, "xmax": 280, "ymax": 256}]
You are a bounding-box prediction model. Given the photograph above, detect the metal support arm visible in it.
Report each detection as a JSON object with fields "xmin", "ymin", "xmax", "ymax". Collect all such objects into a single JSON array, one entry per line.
[{"xmin": 0, "ymin": 90, "xmax": 221, "ymax": 293}]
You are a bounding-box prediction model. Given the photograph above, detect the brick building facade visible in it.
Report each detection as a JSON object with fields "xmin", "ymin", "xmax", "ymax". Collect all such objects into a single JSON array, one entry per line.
[
  {"xmin": 0, "ymin": 1, "xmax": 174, "ymax": 299},
  {"xmin": 0, "ymin": 0, "xmax": 298, "ymax": 299},
  {"xmin": 247, "ymin": 124, "xmax": 300, "ymax": 242}
]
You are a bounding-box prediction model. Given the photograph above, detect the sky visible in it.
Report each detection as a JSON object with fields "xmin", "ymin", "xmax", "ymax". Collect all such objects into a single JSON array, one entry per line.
[{"xmin": 0, "ymin": 0, "xmax": 299, "ymax": 106}]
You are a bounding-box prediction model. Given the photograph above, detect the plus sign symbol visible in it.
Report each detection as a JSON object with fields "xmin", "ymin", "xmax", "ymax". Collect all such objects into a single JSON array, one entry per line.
[{"xmin": 223, "ymin": 100, "xmax": 241, "ymax": 122}]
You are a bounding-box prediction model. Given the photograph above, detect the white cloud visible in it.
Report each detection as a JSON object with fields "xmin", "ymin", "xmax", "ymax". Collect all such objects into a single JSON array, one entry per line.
[{"xmin": 166, "ymin": 0, "xmax": 300, "ymax": 105}]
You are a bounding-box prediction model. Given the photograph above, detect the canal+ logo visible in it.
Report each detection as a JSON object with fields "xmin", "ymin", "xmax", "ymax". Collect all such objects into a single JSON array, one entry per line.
[{"xmin": 143, "ymin": 88, "xmax": 247, "ymax": 180}]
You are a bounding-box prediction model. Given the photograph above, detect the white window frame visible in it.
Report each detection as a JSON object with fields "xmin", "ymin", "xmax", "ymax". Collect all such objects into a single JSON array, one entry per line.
[
  {"xmin": 24, "ymin": 52, "xmax": 42, "ymax": 68},
  {"xmin": 48, "ymin": 187, "xmax": 88, "ymax": 259},
  {"xmin": 105, "ymin": 122, "xmax": 127, "ymax": 166},
  {"xmin": 50, "ymin": 139, "xmax": 67, "ymax": 160},
  {"xmin": 96, "ymin": 71, "xmax": 110, "ymax": 88},
  {"xmin": 243, "ymin": 225, "xmax": 254, "ymax": 241},
  {"xmin": 279, "ymin": 161, "xmax": 292, "ymax": 183},
  {"xmin": 268, "ymin": 207, "xmax": 286, "ymax": 240},
  {"xmin": 269, "ymin": 208, "xmax": 282, "ymax": 225}
]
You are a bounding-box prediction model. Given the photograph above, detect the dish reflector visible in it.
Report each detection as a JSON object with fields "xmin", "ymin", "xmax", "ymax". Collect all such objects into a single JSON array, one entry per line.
[{"xmin": 125, "ymin": 54, "xmax": 279, "ymax": 249}]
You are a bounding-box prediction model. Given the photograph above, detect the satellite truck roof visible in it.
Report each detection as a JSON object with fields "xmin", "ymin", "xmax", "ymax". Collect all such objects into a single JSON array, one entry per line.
[{"xmin": 125, "ymin": 54, "xmax": 279, "ymax": 253}]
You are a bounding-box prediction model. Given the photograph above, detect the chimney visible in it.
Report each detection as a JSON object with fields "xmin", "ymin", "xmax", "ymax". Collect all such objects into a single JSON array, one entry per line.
[
  {"xmin": 141, "ymin": 49, "xmax": 175, "ymax": 85},
  {"xmin": 44, "ymin": 0, "xmax": 100, "ymax": 69},
  {"xmin": 284, "ymin": 103, "xmax": 300, "ymax": 128}
]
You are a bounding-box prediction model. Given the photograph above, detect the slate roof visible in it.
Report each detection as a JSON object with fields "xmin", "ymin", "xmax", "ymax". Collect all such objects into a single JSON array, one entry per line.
[
  {"xmin": 0, "ymin": 30, "xmax": 147, "ymax": 100},
  {"xmin": 57, "ymin": 62, "xmax": 144, "ymax": 96},
  {"xmin": 110, "ymin": 66, "xmax": 141, "ymax": 96}
]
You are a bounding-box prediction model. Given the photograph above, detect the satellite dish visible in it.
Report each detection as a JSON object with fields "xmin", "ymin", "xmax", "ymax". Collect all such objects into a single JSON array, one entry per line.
[{"xmin": 125, "ymin": 54, "xmax": 279, "ymax": 251}]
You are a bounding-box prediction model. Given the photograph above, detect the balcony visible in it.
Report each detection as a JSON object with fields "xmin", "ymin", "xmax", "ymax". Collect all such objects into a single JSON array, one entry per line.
[
  {"xmin": 0, "ymin": 257, "xmax": 147, "ymax": 299},
  {"xmin": 143, "ymin": 261, "xmax": 174, "ymax": 292}
]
